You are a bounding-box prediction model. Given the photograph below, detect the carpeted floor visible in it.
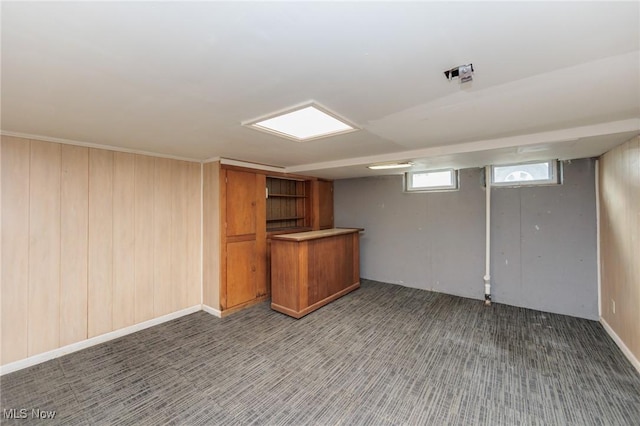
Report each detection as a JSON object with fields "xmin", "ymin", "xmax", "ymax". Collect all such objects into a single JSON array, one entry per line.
[{"xmin": 2, "ymin": 279, "xmax": 640, "ymax": 425}]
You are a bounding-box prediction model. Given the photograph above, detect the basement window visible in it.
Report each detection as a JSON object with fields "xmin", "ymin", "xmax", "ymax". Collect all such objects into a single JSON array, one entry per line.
[
  {"xmin": 405, "ymin": 169, "xmax": 458, "ymax": 192},
  {"xmin": 491, "ymin": 160, "xmax": 561, "ymax": 186}
]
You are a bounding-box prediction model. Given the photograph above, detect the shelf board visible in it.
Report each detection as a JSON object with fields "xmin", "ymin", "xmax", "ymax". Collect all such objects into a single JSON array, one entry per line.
[
  {"xmin": 267, "ymin": 216, "xmax": 305, "ymax": 222},
  {"xmin": 267, "ymin": 226, "xmax": 313, "ymax": 234},
  {"xmin": 268, "ymin": 193, "xmax": 306, "ymax": 198}
]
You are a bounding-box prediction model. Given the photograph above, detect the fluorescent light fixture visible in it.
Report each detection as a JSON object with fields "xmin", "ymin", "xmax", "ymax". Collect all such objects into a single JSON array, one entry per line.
[
  {"xmin": 244, "ymin": 102, "xmax": 358, "ymax": 141},
  {"xmin": 367, "ymin": 162, "xmax": 414, "ymax": 170}
]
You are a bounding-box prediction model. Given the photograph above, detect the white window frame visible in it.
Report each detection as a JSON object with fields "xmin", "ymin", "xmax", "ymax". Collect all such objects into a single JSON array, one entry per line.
[
  {"xmin": 490, "ymin": 160, "xmax": 561, "ymax": 187},
  {"xmin": 405, "ymin": 168, "xmax": 459, "ymax": 192}
]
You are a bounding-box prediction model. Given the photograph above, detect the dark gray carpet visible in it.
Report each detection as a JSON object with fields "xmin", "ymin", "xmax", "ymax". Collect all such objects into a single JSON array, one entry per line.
[{"xmin": 2, "ymin": 280, "xmax": 640, "ymax": 425}]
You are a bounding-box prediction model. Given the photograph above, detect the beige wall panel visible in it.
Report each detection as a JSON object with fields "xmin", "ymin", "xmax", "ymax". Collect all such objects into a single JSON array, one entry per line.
[
  {"xmin": 1, "ymin": 136, "xmax": 30, "ymax": 364},
  {"xmin": 154, "ymin": 157, "xmax": 172, "ymax": 316},
  {"xmin": 171, "ymin": 160, "xmax": 189, "ymax": 311},
  {"xmin": 186, "ymin": 162, "xmax": 201, "ymax": 307},
  {"xmin": 202, "ymin": 162, "xmax": 220, "ymax": 309},
  {"xmin": 28, "ymin": 140, "xmax": 61, "ymax": 355},
  {"xmin": 113, "ymin": 152, "xmax": 136, "ymax": 329},
  {"xmin": 88, "ymin": 148, "xmax": 114, "ymax": 338},
  {"xmin": 134, "ymin": 155, "xmax": 155, "ymax": 323},
  {"xmin": 59, "ymin": 145, "xmax": 89, "ymax": 346},
  {"xmin": 600, "ymin": 136, "xmax": 640, "ymax": 362}
]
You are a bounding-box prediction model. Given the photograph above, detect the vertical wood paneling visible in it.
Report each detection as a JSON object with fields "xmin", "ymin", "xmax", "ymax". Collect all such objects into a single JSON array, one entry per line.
[
  {"xmin": 28, "ymin": 140, "xmax": 61, "ymax": 355},
  {"xmin": 1, "ymin": 136, "xmax": 203, "ymax": 367},
  {"xmin": 171, "ymin": 160, "xmax": 189, "ymax": 311},
  {"xmin": 88, "ymin": 148, "xmax": 113, "ymax": 338},
  {"xmin": 187, "ymin": 162, "xmax": 201, "ymax": 306},
  {"xmin": 625, "ymin": 138, "xmax": 639, "ymax": 356},
  {"xmin": 203, "ymin": 162, "xmax": 220, "ymax": 309},
  {"xmin": 134, "ymin": 155, "xmax": 155, "ymax": 323},
  {"xmin": 1, "ymin": 136, "xmax": 30, "ymax": 363},
  {"xmin": 154, "ymin": 158, "xmax": 172, "ymax": 316},
  {"xmin": 60, "ymin": 145, "xmax": 89, "ymax": 346},
  {"xmin": 600, "ymin": 136, "xmax": 640, "ymax": 361},
  {"xmin": 113, "ymin": 152, "xmax": 135, "ymax": 329}
]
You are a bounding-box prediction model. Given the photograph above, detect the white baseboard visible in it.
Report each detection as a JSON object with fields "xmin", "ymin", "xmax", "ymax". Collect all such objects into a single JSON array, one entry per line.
[
  {"xmin": 202, "ymin": 304, "xmax": 222, "ymax": 318},
  {"xmin": 601, "ymin": 317, "xmax": 640, "ymax": 375},
  {"xmin": 0, "ymin": 305, "xmax": 201, "ymax": 376}
]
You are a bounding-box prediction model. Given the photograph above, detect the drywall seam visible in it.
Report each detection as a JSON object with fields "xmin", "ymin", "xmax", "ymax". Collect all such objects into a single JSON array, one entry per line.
[
  {"xmin": 0, "ymin": 305, "xmax": 201, "ymax": 376},
  {"xmin": 601, "ymin": 318, "xmax": 640, "ymax": 375}
]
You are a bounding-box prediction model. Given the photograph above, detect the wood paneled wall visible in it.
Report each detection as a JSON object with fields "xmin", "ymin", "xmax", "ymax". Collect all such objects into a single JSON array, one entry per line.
[
  {"xmin": 599, "ymin": 136, "xmax": 640, "ymax": 361},
  {"xmin": 202, "ymin": 161, "xmax": 220, "ymax": 310},
  {"xmin": 1, "ymin": 136, "xmax": 201, "ymax": 365}
]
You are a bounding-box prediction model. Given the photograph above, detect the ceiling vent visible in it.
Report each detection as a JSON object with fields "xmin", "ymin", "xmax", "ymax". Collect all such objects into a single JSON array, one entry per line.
[{"xmin": 444, "ymin": 64, "xmax": 474, "ymax": 83}]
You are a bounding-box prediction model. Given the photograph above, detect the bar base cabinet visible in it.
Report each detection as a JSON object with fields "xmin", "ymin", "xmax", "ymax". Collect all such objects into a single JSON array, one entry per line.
[{"xmin": 270, "ymin": 228, "xmax": 362, "ymax": 319}]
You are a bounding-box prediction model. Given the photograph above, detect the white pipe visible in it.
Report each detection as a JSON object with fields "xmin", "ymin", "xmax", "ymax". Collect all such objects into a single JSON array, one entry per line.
[
  {"xmin": 595, "ymin": 159, "xmax": 601, "ymax": 318},
  {"xmin": 484, "ymin": 166, "xmax": 492, "ymax": 305}
]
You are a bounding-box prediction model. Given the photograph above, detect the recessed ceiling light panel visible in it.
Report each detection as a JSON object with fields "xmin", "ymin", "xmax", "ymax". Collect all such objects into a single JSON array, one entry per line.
[{"xmin": 243, "ymin": 102, "xmax": 359, "ymax": 142}]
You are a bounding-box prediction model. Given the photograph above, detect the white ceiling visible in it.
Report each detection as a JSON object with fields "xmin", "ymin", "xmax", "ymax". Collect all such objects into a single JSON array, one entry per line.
[{"xmin": 2, "ymin": 1, "xmax": 639, "ymax": 179}]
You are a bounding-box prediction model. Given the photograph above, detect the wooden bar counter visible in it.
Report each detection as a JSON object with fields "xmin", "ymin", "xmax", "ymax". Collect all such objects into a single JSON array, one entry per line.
[{"xmin": 270, "ymin": 228, "xmax": 362, "ymax": 318}]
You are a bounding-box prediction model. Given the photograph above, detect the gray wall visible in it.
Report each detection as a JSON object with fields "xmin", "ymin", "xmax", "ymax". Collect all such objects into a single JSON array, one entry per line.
[{"xmin": 334, "ymin": 159, "xmax": 598, "ymax": 320}]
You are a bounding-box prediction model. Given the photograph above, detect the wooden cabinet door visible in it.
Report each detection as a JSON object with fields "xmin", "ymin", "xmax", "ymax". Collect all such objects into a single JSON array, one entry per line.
[
  {"xmin": 318, "ymin": 180, "xmax": 334, "ymax": 229},
  {"xmin": 225, "ymin": 169, "xmax": 257, "ymax": 237},
  {"xmin": 226, "ymin": 240, "xmax": 257, "ymax": 308}
]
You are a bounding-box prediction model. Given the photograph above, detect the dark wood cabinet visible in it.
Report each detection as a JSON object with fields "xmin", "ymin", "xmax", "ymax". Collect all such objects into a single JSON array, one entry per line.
[
  {"xmin": 204, "ymin": 161, "xmax": 335, "ymax": 316},
  {"xmin": 317, "ymin": 179, "xmax": 334, "ymax": 229},
  {"xmin": 220, "ymin": 168, "xmax": 267, "ymax": 311}
]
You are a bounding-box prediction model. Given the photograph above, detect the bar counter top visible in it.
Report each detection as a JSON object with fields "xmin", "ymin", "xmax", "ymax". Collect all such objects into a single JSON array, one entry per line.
[{"xmin": 270, "ymin": 227, "xmax": 363, "ymax": 242}]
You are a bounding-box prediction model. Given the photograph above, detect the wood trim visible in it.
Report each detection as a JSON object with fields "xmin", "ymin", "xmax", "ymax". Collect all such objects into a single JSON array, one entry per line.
[
  {"xmin": 272, "ymin": 283, "xmax": 360, "ymax": 319},
  {"xmin": 221, "ymin": 163, "xmax": 319, "ymax": 181},
  {"xmin": 255, "ymin": 173, "xmax": 268, "ymax": 297},
  {"xmin": 219, "ymin": 168, "xmax": 228, "ymax": 310},
  {"xmin": 219, "ymin": 295, "xmax": 270, "ymax": 317}
]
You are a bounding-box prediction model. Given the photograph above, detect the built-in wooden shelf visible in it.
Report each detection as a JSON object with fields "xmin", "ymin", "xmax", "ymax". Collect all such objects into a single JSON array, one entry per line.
[
  {"xmin": 266, "ymin": 176, "xmax": 310, "ymax": 232},
  {"xmin": 267, "ymin": 216, "xmax": 305, "ymax": 222}
]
